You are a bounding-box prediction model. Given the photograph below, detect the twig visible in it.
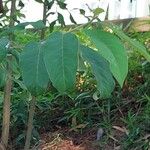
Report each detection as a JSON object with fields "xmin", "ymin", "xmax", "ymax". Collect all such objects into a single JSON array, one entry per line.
[{"xmin": 67, "ymin": 16, "xmax": 98, "ymax": 33}]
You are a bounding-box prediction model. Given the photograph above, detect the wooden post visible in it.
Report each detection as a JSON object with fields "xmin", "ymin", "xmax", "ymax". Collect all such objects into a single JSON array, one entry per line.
[{"xmin": 0, "ymin": 0, "xmax": 16, "ymax": 149}]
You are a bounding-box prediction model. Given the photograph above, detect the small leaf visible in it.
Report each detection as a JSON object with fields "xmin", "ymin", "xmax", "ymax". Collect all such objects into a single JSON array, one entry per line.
[
  {"xmin": 81, "ymin": 45, "xmax": 115, "ymax": 98},
  {"xmin": 57, "ymin": 0, "xmax": 67, "ymax": 9},
  {"xmin": 35, "ymin": 0, "xmax": 43, "ymax": 3},
  {"xmin": 43, "ymin": 32, "xmax": 78, "ymax": 93},
  {"xmin": 69, "ymin": 13, "xmax": 77, "ymax": 24},
  {"xmin": 30, "ymin": 20, "xmax": 45, "ymax": 29},
  {"xmin": 46, "ymin": 12, "xmax": 55, "ymax": 18},
  {"xmin": 79, "ymin": 9, "xmax": 85, "ymax": 15},
  {"xmin": 58, "ymin": 0, "xmax": 65, "ymax": 2},
  {"xmin": 17, "ymin": 21, "xmax": 45, "ymax": 30},
  {"xmin": 3, "ymin": 21, "xmax": 46, "ymax": 35},
  {"xmin": 18, "ymin": 1, "xmax": 25, "ymax": 7},
  {"xmin": 49, "ymin": 20, "xmax": 56, "ymax": 32},
  {"xmin": 13, "ymin": 22, "xmax": 29, "ymax": 30},
  {"xmin": 13, "ymin": 78, "xmax": 27, "ymax": 90},
  {"xmin": 58, "ymin": 13, "xmax": 65, "ymax": 27},
  {"xmin": 93, "ymin": 8, "xmax": 104, "ymax": 16},
  {"xmin": 46, "ymin": 0, "xmax": 54, "ymax": 10}
]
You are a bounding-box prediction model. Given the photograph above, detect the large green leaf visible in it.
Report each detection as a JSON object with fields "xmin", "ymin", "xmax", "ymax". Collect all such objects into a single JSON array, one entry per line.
[
  {"xmin": 85, "ymin": 29, "xmax": 128, "ymax": 87},
  {"xmin": 0, "ymin": 21, "xmax": 45, "ymax": 37},
  {"xmin": 80, "ymin": 45, "xmax": 115, "ymax": 98},
  {"xmin": 43, "ymin": 32, "xmax": 78, "ymax": 93},
  {"xmin": 20, "ymin": 42, "xmax": 49, "ymax": 96},
  {"xmin": 0, "ymin": 37, "xmax": 9, "ymax": 62},
  {"xmin": 109, "ymin": 24, "xmax": 150, "ymax": 62}
]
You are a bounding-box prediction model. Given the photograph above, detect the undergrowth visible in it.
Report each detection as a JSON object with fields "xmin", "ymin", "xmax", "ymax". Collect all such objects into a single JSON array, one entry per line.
[{"xmin": 0, "ymin": 31, "xmax": 150, "ymax": 150}]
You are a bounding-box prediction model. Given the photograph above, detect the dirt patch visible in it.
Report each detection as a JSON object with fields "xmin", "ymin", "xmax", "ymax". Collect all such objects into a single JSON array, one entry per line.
[{"xmin": 36, "ymin": 125, "xmax": 127, "ymax": 150}]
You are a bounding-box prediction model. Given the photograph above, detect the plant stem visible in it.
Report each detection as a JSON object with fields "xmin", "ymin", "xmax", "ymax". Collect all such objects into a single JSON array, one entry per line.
[
  {"xmin": 9, "ymin": 0, "xmax": 16, "ymax": 28},
  {"xmin": 24, "ymin": 96, "xmax": 36, "ymax": 150},
  {"xmin": 0, "ymin": 0, "xmax": 16, "ymax": 149},
  {"xmin": 68, "ymin": 16, "xmax": 98, "ymax": 33},
  {"xmin": 24, "ymin": 2, "xmax": 47, "ymax": 149},
  {"xmin": 0, "ymin": 56, "xmax": 12, "ymax": 150},
  {"xmin": 40, "ymin": 0, "xmax": 47, "ymax": 40},
  {"xmin": 0, "ymin": 0, "xmax": 3, "ymax": 13}
]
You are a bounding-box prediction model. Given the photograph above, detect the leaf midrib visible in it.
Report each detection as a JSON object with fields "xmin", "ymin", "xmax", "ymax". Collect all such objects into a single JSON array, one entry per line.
[
  {"xmin": 61, "ymin": 33, "xmax": 66, "ymax": 90},
  {"xmin": 35, "ymin": 43, "xmax": 41, "ymax": 93}
]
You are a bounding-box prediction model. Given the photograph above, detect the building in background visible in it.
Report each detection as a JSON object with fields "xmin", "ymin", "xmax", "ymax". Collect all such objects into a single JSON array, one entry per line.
[
  {"xmin": 108, "ymin": 0, "xmax": 150, "ymax": 20},
  {"xmin": 22, "ymin": 0, "xmax": 150, "ymax": 24}
]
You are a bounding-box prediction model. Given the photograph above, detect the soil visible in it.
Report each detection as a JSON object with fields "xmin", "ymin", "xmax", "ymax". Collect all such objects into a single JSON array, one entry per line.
[{"xmin": 36, "ymin": 126, "xmax": 126, "ymax": 150}]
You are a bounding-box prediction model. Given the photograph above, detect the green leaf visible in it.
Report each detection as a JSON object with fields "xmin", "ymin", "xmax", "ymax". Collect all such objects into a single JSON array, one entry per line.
[
  {"xmin": 0, "ymin": 37, "xmax": 9, "ymax": 62},
  {"xmin": 46, "ymin": 12, "xmax": 55, "ymax": 18},
  {"xmin": 110, "ymin": 24, "xmax": 150, "ymax": 62},
  {"xmin": 43, "ymin": 32, "xmax": 78, "ymax": 93},
  {"xmin": 0, "ymin": 21, "xmax": 45, "ymax": 36},
  {"xmin": 30, "ymin": 20, "xmax": 45, "ymax": 29},
  {"xmin": 58, "ymin": 0, "xmax": 65, "ymax": 2},
  {"xmin": 18, "ymin": 1, "xmax": 25, "ymax": 7},
  {"xmin": 80, "ymin": 45, "xmax": 115, "ymax": 98},
  {"xmin": 58, "ymin": 13, "xmax": 65, "ymax": 27},
  {"xmin": 20, "ymin": 42, "xmax": 49, "ymax": 96},
  {"xmin": 0, "ymin": 66, "xmax": 6, "ymax": 88},
  {"xmin": 35, "ymin": 0, "xmax": 43, "ymax": 3},
  {"xmin": 17, "ymin": 12, "xmax": 26, "ymax": 19},
  {"xmin": 79, "ymin": 9, "xmax": 85, "ymax": 15},
  {"xmin": 46, "ymin": 0, "xmax": 54, "ymax": 10},
  {"xmin": 93, "ymin": 8, "xmax": 104, "ymax": 16},
  {"xmin": 49, "ymin": 20, "xmax": 56, "ymax": 33},
  {"xmin": 57, "ymin": 0, "xmax": 67, "ymax": 9},
  {"xmin": 69, "ymin": 13, "xmax": 77, "ymax": 24},
  {"xmin": 11, "ymin": 49, "xmax": 20, "ymax": 63},
  {"xmin": 15, "ymin": 21, "xmax": 45, "ymax": 29},
  {"xmin": 13, "ymin": 78, "xmax": 27, "ymax": 90},
  {"xmin": 85, "ymin": 29, "xmax": 128, "ymax": 87}
]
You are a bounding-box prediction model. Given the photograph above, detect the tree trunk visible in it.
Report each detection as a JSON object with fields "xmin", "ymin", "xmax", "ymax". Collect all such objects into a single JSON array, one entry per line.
[
  {"xmin": 40, "ymin": 0, "xmax": 47, "ymax": 40},
  {"xmin": 1, "ymin": 55, "xmax": 12, "ymax": 149},
  {"xmin": 24, "ymin": 96, "xmax": 36, "ymax": 150},
  {"xmin": 0, "ymin": 0, "xmax": 16, "ymax": 149},
  {"xmin": 0, "ymin": 0, "xmax": 3, "ymax": 13}
]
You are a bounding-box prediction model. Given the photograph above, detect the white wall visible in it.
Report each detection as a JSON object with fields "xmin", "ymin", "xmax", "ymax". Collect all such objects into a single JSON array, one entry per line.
[
  {"xmin": 136, "ymin": 0, "xmax": 150, "ymax": 17},
  {"xmin": 22, "ymin": 0, "xmax": 150, "ymax": 24}
]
